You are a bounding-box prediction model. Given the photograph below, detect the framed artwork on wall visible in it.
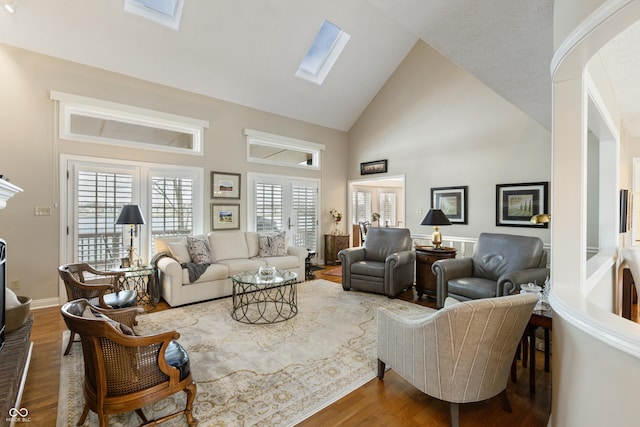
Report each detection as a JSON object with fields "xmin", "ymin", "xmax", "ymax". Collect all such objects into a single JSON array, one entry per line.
[
  {"xmin": 496, "ymin": 182, "xmax": 549, "ymax": 227},
  {"xmin": 431, "ymin": 186, "xmax": 468, "ymax": 224},
  {"xmin": 211, "ymin": 171, "xmax": 241, "ymax": 199},
  {"xmin": 211, "ymin": 204, "xmax": 240, "ymax": 230},
  {"xmin": 360, "ymin": 160, "xmax": 387, "ymax": 175}
]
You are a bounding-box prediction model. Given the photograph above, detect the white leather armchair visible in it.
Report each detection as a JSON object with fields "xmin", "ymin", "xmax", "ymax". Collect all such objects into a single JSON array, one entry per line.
[{"xmin": 377, "ymin": 293, "xmax": 538, "ymax": 427}]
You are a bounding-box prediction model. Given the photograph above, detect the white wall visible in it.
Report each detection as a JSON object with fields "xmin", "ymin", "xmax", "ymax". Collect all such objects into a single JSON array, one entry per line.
[
  {"xmin": 551, "ymin": 1, "xmax": 640, "ymax": 425},
  {"xmin": 349, "ymin": 41, "xmax": 552, "ymax": 241},
  {"xmin": 0, "ymin": 44, "xmax": 348, "ymax": 302}
]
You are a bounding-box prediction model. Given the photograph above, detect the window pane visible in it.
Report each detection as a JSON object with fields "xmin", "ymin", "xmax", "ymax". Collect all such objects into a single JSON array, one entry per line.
[
  {"xmin": 379, "ymin": 192, "xmax": 397, "ymax": 227},
  {"xmin": 292, "ymin": 184, "xmax": 317, "ymax": 250},
  {"xmin": 151, "ymin": 176, "xmax": 194, "ymax": 253},
  {"xmin": 256, "ymin": 183, "xmax": 284, "ymax": 232},
  {"xmin": 76, "ymin": 171, "xmax": 132, "ymax": 270},
  {"xmin": 352, "ymin": 191, "xmax": 372, "ymax": 223}
]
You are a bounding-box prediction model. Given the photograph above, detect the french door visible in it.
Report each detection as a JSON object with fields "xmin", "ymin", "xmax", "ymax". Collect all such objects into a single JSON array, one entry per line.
[
  {"xmin": 248, "ymin": 173, "xmax": 319, "ymax": 252},
  {"xmin": 61, "ymin": 156, "xmax": 202, "ymax": 272}
]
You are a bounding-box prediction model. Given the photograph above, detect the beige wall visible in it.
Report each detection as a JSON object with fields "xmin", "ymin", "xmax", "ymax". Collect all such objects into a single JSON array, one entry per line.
[
  {"xmin": 0, "ymin": 44, "xmax": 348, "ymax": 302},
  {"xmin": 349, "ymin": 40, "xmax": 552, "ymax": 240}
]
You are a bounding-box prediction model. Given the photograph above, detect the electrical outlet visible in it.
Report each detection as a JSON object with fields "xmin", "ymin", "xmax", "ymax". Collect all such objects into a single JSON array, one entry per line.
[
  {"xmin": 11, "ymin": 280, "xmax": 20, "ymax": 289},
  {"xmin": 417, "ymin": 208, "xmax": 423, "ymax": 214}
]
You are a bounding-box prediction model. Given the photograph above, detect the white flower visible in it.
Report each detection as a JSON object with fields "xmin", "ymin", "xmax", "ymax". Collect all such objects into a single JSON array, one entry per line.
[{"xmin": 329, "ymin": 209, "xmax": 342, "ymax": 222}]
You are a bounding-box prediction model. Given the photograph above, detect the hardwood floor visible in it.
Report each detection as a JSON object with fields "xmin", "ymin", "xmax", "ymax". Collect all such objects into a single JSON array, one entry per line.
[{"xmin": 21, "ymin": 267, "xmax": 554, "ymax": 426}]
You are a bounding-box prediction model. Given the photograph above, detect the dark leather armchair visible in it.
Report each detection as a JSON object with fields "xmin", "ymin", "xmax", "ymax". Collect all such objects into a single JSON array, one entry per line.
[
  {"xmin": 338, "ymin": 227, "xmax": 415, "ymax": 297},
  {"xmin": 432, "ymin": 233, "xmax": 549, "ymax": 308}
]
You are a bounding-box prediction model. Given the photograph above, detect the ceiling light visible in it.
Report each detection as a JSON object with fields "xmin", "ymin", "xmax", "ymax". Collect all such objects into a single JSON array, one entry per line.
[{"xmin": 4, "ymin": 0, "xmax": 16, "ymax": 13}]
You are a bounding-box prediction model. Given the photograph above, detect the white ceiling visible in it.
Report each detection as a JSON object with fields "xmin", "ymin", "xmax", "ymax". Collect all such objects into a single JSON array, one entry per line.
[{"xmin": 1, "ymin": 0, "xmax": 635, "ymax": 136}]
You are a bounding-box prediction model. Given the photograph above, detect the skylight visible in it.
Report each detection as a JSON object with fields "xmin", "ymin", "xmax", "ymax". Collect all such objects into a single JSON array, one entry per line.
[
  {"xmin": 296, "ymin": 20, "xmax": 351, "ymax": 85},
  {"xmin": 124, "ymin": 0, "xmax": 184, "ymax": 30}
]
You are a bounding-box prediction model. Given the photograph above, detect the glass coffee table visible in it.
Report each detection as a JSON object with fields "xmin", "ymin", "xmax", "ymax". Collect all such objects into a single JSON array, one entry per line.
[{"xmin": 231, "ymin": 269, "xmax": 298, "ymax": 324}]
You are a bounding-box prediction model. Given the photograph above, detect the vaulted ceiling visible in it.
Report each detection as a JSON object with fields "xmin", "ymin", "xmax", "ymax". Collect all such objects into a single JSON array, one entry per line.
[{"xmin": 0, "ymin": 1, "xmax": 636, "ymax": 136}]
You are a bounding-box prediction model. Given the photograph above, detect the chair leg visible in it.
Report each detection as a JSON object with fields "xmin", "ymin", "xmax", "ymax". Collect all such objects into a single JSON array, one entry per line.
[
  {"xmin": 184, "ymin": 381, "xmax": 198, "ymax": 426},
  {"xmin": 498, "ymin": 389, "xmax": 512, "ymax": 413},
  {"xmin": 449, "ymin": 402, "xmax": 459, "ymax": 427},
  {"xmin": 135, "ymin": 409, "xmax": 148, "ymax": 423},
  {"xmin": 76, "ymin": 404, "xmax": 89, "ymax": 426},
  {"xmin": 64, "ymin": 331, "xmax": 76, "ymax": 356},
  {"xmin": 377, "ymin": 359, "xmax": 386, "ymax": 380}
]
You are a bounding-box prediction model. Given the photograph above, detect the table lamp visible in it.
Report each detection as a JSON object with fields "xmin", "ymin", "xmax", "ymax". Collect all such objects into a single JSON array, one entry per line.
[
  {"xmin": 530, "ymin": 213, "xmax": 550, "ymax": 225},
  {"xmin": 420, "ymin": 209, "xmax": 451, "ymax": 249},
  {"xmin": 116, "ymin": 204, "xmax": 145, "ymax": 267}
]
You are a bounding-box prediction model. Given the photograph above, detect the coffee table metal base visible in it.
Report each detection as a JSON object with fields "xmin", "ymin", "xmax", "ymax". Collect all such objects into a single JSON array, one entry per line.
[{"xmin": 232, "ymin": 281, "xmax": 298, "ymax": 324}]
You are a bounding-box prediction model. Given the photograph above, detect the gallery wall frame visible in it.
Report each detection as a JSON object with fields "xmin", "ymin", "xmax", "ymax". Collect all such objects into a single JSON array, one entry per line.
[
  {"xmin": 496, "ymin": 181, "xmax": 549, "ymax": 227},
  {"xmin": 360, "ymin": 159, "xmax": 387, "ymax": 175},
  {"xmin": 211, "ymin": 203, "xmax": 240, "ymax": 230},
  {"xmin": 211, "ymin": 171, "xmax": 241, "ymax": 199},
  {"xmin": 431, "ymin": 186, "xmax": 468, "ymax": 224}
]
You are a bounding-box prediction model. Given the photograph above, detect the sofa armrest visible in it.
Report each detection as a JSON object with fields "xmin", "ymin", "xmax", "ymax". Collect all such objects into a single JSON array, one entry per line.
[
  {"xmin": 385, "ymin": 250, "xmax": 415, "ymax": 269},
  {"xmin": 338, "ymin": 247, "xmax": 365, "ymax": 290},
  {"xmin": 496, "ymin": 267, "xmax": 550, "ymax": 296},
  {"xmin": 287, "ymin": 245, "xmax": 308, "ymax": 265},
  {"xmin": 431, "ymin": 257, "xmax": 473, "ymax": 308},
  {"xmin": 156, "ymin": 256, "xmax": 183, "ymax": 285}
]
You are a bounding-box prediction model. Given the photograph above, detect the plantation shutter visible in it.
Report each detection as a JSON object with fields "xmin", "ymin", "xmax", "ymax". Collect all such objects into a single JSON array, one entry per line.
[
  {"xmin": 379, "ymin": 192, "xmax": 397, "ymax": 226},
  {"xmin": 256, "ymin": 182, "xmax": 284, "ymax": 231},
  {"xmin": 76, "ymin": 170, "xmax": 133, "ymax": 270},
  {"xmin": 352, "ymin": 191, "xmax": 372, "ymax": 223},
  {"xmin": 291, "ymin": 183, "xmax": 318, "ymax": 250},
  {"xmin": 151, "ymin": 176, "xmax": 194, "ymax": 251}
]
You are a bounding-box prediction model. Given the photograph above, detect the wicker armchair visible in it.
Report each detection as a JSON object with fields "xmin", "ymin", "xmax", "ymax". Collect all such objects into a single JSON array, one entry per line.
[
  {"xmin": 59, "ymin": 263, "xmax": 138, "ymax": 355},
  {"xmin": 61, "ymin": 299, "xmax": 197, "ymax": 427}
]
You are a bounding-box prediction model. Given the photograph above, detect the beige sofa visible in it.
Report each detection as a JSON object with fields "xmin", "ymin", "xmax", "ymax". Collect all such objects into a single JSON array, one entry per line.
[{"xmin": 155, "ymin": 231, "xmax": 307, "ymax": 307}]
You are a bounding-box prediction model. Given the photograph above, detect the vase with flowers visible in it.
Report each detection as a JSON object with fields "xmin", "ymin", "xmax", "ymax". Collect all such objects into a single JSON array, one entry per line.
[{"xmin": 330, "ymin": 209, "xmax": 343, "ymax": 235}]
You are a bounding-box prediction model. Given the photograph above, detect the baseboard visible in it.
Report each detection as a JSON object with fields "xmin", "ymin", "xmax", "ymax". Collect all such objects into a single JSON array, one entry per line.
[{"xmin": 30, "ymin": 297, "xmax": 60, "ymax": 310}]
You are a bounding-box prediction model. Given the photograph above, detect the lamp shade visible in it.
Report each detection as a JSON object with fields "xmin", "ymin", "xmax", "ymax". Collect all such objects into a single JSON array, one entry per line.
[
  {"xmin": 115, "ymin": 204, "xmax": 145, "ymax": 225},
  {"xmin": 420, "ymin": 209, "xmax": 451, "ymax": 226}
]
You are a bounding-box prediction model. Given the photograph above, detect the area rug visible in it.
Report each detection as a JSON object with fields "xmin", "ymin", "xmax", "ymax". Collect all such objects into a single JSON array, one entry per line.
[{"xmin": 57, "ymin": 279, "xmax": 428, "ymax": 427}]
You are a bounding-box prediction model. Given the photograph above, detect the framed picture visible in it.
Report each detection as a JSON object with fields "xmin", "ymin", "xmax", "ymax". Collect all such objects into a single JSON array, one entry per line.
[
  {"xmin": 211, "ymin": 204, "xmax": 240, "ymax": 230},
  {"xmin": 211, "ymin": 171, "xmax": 241, "ymax": 199},
  {"xmin": 431, "ymin": 186, "xmax": 468, "ymax": 224},
  {"xmin": 360, "ymin": 160, "xmax": 388, "ymax": 175},
  {"xmin": 496, "ymin": 182, "xmax": 549, "ymax": 227},
  {"xmin": 120, "ymin": 257, "xmax": 130, "ymax": 269}
]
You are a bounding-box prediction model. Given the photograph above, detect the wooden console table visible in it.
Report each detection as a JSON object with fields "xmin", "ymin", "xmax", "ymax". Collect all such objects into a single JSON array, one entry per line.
[
  {"xmin": 324, "ymin": 234, "xmax": 349, "ymax": 265},
  {"xmin": 415, "ymin": 246, "xmax": 456, "ymax": 299},
  {"xmin": 0, "ymin": 315, "xmax": 33, "ymax": 426}
]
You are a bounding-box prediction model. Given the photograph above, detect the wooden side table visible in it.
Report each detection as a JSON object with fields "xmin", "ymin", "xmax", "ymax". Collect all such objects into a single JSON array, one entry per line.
[
  {"xmin": 415, "ymin": 246, "xmax": 456, "ymax": 299},
  {"xmin": 325, "ymin": 234, "xmax": 350, "ymax": 265}
]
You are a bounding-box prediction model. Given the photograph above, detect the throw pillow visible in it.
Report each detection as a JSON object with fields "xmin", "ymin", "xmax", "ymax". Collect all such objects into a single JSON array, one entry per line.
[
  {"xmin": 82, "ymin": 305, "xmax": 135, "ymax": 335},
  {"xmin": 187, "ymin": 235, "xmax": 214, "ymax": 264},
  {"xmin": 168, "ymin": 242, "xmax": 191, "ymax": 264},
  {"xmin": 258, "ymin": 231, "xmax": 287, "ymax": 257}
]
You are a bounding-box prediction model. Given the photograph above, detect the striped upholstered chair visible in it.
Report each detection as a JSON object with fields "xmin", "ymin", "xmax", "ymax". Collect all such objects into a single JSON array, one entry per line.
[{"xmin": 377, "ymin": 293, "xmax": 538, "ymax": 427}]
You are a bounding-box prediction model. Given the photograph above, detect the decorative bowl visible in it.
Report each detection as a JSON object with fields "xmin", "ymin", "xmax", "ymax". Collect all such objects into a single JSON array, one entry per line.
[{"xmin": 6, "ymin": 296, "xmax": 32, "ymax": 332}]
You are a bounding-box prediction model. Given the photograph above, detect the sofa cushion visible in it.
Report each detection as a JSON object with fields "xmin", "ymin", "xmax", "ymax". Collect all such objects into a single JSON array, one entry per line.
[
  {"xmin": 258, "ymin": 231, "xmax": 287, "ymax": 257},
  {"xmin": 448, "ymin": 277, "xmax": 497, "ymax": 299},
  {"xmin": 168, "ymin": 242, "xmax": 191, "ymax": 264},
  {"xmin": 216, "ymin": 258, "xmax": 266, "ymax": 276},
  {"xmin": 209, "ymin": 232, "xmax": 249, "ymax": 261},
  {"xmin": 351, "ymin": 260, "xmax": 385, "ymax": 278},
  {"xmin": 246, "ymin": 232, "xmax": 260, "ymax": 258},
  {"xmin": 187, "ymin": 235, "xmax": 214, "ymax": 264},
  {"xmin": 181, "ymin": 263, "xmax": 229, "ymax": 284},
  {"xmin": 260, "ymin": 255, "xmax": 298, "ymax": 270}
]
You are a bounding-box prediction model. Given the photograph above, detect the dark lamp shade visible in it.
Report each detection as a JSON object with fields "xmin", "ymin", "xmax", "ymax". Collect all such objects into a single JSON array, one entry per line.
[
  {"xmin": 420, "ymin": 209, "xmax": 451, "ymax": 226},
  {"xmin": 115, "ymin": 204, "xmax": 146, "ymax": 225}
]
